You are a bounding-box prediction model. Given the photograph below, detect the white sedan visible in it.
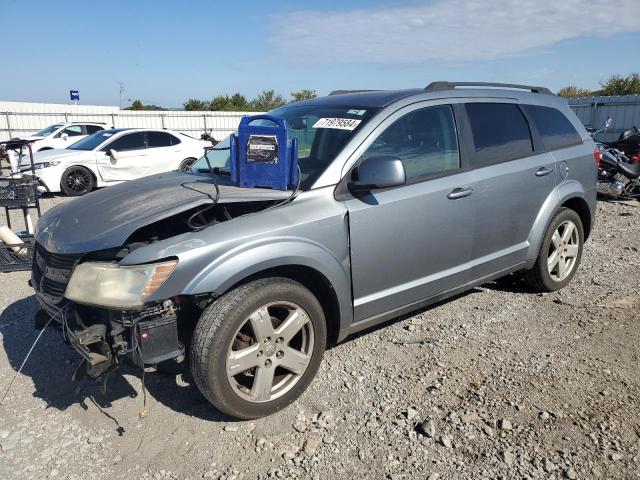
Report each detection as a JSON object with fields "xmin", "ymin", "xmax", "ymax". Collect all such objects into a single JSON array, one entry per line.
[
  {"xmin": 8, "ymin": 122, "xmax": 107, "ymax": 171},
  {"xmin": 18, "ymin": 128, "xmax": 210, "ymax": 196}
]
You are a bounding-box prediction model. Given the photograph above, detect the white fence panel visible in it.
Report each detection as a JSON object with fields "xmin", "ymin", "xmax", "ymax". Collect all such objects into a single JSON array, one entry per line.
[{"xmin": 0, "ymin": 101, "xmax": 262, "ymax": 141}]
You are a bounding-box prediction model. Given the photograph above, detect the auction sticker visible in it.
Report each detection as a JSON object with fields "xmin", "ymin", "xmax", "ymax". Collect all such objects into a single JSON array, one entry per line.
[{"xmin": 313, "ymin": 118, "xmax": 362, "ymax": 130}]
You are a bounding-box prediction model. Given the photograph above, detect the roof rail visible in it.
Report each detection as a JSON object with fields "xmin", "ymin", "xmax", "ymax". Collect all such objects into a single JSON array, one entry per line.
[
  {"xmin": 425, "ymin": 81, "xmax": 553, "ymax": 95},
  {"xmin": 328, "ymin": 89, "xmax": 382, "ymax": 96}
]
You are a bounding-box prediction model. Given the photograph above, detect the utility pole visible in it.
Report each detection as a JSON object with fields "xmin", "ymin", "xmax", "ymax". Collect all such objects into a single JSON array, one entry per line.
[{"xmin": 118, "ymin": 82, "xmax": 125, "ymax": 110}]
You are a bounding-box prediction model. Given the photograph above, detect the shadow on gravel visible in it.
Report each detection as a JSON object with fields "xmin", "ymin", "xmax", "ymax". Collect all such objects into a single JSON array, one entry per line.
[
  {"xmin": 480, "ymin": 274, "xmax": 539, "ymax": 294},
  {"xmin": 1, "ymin": 296, "xmax": 227, "ymax": 426},
  {"xmin": 342, "ymin": 289, "xmax": 478, "ymax": 344}
]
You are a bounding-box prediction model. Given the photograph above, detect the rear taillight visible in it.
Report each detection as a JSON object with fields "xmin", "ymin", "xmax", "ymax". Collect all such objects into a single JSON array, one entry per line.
[{"xmin": 593, "ymin": 146, "xmax": 601, "ymax": 168}]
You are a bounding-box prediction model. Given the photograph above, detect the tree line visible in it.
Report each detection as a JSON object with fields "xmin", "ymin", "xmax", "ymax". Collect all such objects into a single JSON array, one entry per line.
[
  {"xmin": 125, "ymin": 74, "xmax": 640, "ymax": 110},
  {"xmin": 124, "ymin": 89, "xmax": 317, "ymax": 112},
  {"xmin": 557, "ymin": 73, "xmax": 640, "ymax": 99},
  {"xmin": 183, "ymin": 89, "xmax": 317, "ymax": 112}
]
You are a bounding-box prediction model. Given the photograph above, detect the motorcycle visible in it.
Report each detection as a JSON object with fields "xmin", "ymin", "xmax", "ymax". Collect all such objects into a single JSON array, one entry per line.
[
  {"xmin": 592, "ymin": 132, "xmax": 640, "ymax": 199},
  {"xmin": 592, "ymin": 121, "xmax": 640, "ymax": 163},
  {"xmin": 200, "ymin": 129, "xmax": 219, "ymax": 146}
]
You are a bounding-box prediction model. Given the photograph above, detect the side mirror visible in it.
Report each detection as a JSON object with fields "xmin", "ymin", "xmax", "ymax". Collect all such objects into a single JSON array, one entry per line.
[
  {"xmin": 61, "ymin": 133, "xmax": 69, "ymax": 141},
  {"xmin": 109, "ymin": 149, "xmax": 119, "ymax": 160},
  {"xmin": 348, "ymin": 156, "xmax": 406, "ymax": 193}
]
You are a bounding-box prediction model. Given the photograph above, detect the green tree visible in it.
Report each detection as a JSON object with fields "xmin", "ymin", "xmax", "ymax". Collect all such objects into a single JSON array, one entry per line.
[
  {"xmin": 208, "ymin": 93, "xmax": 253, "ymax": 111},
  {"xmin": 599, "ymin": 73, "xmax": 640, "ymax": 96},
  {"xmin": 209, "ymin": 95, "xmax": 232, "ymax": 111},
  {"xmin": 229, "ymin": 92, "xmax": 250, "ymax": 111},
  {"xmin": 251, "ymin": 90, "xmax": 286, "ymax": 111},
  {"xmin": 128, "ymin": 99, "xmax": 145, "ymax": 110},
  {"xmin": 556, "ymin": 86, "xmax": 592, "ymax": 99},
  {"xmin": 290, "ymin": 89, "xmax": 317, "ymax": 102},
  {"xmin": 183, "ymin": 98, "xmax": 209, "ymax": 111},
  {"xmin": 125, "ymin": 99, "xmax": 166, "ymax": 111}
]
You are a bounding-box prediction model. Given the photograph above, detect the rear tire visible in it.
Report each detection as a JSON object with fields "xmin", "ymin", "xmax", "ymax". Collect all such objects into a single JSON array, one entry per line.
[
  {"xmin": 179, "ymin": 158, "xmax": 197, "ymax": 171},
  {"xmin": 523, "ymin": 207, "xmax": 584, "ymax": 292},
  {"xmin": 190, "ymin": 278, "xmax": 326, "ymax": 419},
  {"xmin": 60, "ymin": 166, "xmax": 95, "ymax": 196}
]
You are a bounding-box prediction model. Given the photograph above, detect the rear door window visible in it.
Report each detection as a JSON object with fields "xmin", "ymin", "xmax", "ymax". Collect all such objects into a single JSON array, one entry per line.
[
  {"xmin": 85, "ymin": 125, "xmax": 104, "ymax": 135},
  {"xmin": 465, "ymin": 103, "xmax": 533, "ymax": 166},
  {"xmin": 147, "ymin": 131, "xmax": 173, "ymax": 148},
  {"xmin": 524, "ymin": 105, "xmax": 582, "ymax": 151},
  {"xmin": 363, "ymin": 105, "xmax": 460, "ymax": 181}
]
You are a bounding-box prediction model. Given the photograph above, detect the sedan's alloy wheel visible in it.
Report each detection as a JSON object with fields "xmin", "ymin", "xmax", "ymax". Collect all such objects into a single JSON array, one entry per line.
[
  {"xmin": 65, "ymin": 167, "xmax": 92, "ymax": 194},
  {"xmin": 226, "ymin": 301, "xmax": 314, "ymax": 403}
]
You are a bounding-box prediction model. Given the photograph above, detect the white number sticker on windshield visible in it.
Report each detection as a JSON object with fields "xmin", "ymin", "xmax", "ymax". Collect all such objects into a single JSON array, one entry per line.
[{"xmin": 312, "ymin": 118, "xmax": 362, "ymax": 130}]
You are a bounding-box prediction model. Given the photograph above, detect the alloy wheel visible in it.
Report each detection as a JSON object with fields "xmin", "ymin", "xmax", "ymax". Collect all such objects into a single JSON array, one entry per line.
[
  {"xmin": 547, "ymin": 220, "xmax": 579, "ymax": 282},
  {"xmin": 65, "ymin": 168, "xmax": 92, "ymax": 194},
  {"xmin": 226, "ymin": 301, "xmax": 314, "ymax": 403}
]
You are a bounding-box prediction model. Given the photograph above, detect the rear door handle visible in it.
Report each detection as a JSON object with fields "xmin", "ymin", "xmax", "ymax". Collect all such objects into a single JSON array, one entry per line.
[
  {"xmin": 447, "ymin": 187, "xmax": 473, "ymax": 199},
  {"xmin": 535, "ymin": 166, "xmax": 554, "ymax": 177}
]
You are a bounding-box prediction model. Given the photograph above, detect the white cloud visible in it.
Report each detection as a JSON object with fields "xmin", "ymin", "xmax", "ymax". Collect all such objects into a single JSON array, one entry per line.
[{"xmin": 271, "ymin": 0, "xmax": 640, "ymax": 64}]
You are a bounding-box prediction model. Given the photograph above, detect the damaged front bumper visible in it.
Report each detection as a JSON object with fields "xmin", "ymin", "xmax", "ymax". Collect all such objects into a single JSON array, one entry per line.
[
  {"xmin": 32, "ymin": 241, "xmax": 185, "ymax": 380},
  {"xmin": 35, "ymin": 295, "xmax": 184, "ymax": 379}
]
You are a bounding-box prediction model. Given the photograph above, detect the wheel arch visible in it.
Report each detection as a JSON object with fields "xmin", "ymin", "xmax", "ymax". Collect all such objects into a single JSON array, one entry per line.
[
  {"xmin": 220, "ymin": 265, "xmax": 343, "ymax": 346},
  {"xmin": 526, "ymin": 181, "xmax": 594, "ymax": 261},
  {"xmin": 174, "ymin": 241, "xmax": 353, "ymax": 346},
  {"xmin": 560, "ymin": 196, "xmax": 592, "ymax": 240}
]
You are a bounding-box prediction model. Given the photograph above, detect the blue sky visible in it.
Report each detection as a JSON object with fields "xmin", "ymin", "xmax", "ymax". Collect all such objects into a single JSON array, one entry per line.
[{"xmin": 2, "ymin": 0, "xmax": 639, "ymax": 108}]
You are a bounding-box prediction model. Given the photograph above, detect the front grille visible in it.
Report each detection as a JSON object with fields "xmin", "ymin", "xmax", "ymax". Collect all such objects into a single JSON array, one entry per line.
[{"xmin": 32, "ymin": 242, "xmax": 81, "ymax": 305}]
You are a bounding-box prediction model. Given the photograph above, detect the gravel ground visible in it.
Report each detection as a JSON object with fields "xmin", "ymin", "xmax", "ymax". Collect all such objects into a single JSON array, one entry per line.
[{"xmin": 0, "ymin": 196, "xmax": 638, "ymax": 480}]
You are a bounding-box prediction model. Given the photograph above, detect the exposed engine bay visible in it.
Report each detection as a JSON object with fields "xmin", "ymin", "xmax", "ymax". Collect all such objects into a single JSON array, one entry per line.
[{"xmin": 33, "ymin": 196, "xmax": 285, "ymax": 384}]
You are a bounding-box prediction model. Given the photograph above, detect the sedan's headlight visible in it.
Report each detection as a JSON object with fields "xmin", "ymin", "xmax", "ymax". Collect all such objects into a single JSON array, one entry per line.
[
  {"xmin": 65, "ymin": 260, "xmax": 177, "ymax": 309},
  {"xmin": 33, "ymin": 161, "xmax": 61, "ymax": 170}
]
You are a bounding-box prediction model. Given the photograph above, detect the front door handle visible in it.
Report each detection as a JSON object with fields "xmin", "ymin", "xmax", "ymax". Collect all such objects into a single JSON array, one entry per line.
[
  {"xmin": 447, "ymin": 187, "xmax": 473, "ymax": 200},
  {"xmin": 535, "ymin": 166, "xmax": 554, "ymax": 177}
]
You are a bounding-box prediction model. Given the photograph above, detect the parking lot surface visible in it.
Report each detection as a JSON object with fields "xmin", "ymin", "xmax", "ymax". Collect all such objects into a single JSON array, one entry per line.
[{"xmin": 0, "ymin": 196, "xmax": 639, "ymax": 480}]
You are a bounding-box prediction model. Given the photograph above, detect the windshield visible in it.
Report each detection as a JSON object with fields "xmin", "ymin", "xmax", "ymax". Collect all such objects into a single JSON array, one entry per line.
[
  {"xmin": 189, "ymin": 104, "xmax": 379, "ymax": 190},
  {"xmin": 33, "ymin": 124, "xmax": 64, "ymax": 137},
  {"xmin": 68, "ymin": 130, "xmax": 118, "ymax": 151}
]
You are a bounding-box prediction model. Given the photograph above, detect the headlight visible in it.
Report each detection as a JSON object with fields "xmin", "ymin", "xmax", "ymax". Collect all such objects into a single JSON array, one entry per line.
[
  {"xmin": 64, "ymin": 260, "xmax": 177, "ymax": 309},
  {"xmin": 33, "ymin": 161, "xmax": 61, "ymax": 169}
]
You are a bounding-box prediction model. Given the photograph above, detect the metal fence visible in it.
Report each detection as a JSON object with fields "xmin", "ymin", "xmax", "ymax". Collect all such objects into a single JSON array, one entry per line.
[
  {"xmin": 569, "ymin": 95, "xmax": 640, "ymax": 142},
  {"xmin": 3, "ymin": 96, "xmax": 640, "ymax": 144},
  {"xmin": 0, "ymin": 103, "xmax": 261, "ymax": 142}
]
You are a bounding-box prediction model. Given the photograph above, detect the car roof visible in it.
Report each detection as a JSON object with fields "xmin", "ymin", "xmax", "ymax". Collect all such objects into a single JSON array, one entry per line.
[
  {"xmin": 292, "ymin": 89, "xmax": 425, "ymax": 108},
  {"xmin": 58, "ymin": 121, "xmax": 106, "ymax": 126},
  {"xmin": 100, "ymin": 128, "xmax": 184, "ymax": 135},
  {"xmin": 290, "ymin": 82, "xmax": 560, "ymax": 109}
]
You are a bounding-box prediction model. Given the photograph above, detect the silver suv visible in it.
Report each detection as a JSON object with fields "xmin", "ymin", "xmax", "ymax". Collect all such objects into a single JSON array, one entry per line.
[{"xmin": 32, "ymin": 82, "xmax": 597, "ymax": 419}]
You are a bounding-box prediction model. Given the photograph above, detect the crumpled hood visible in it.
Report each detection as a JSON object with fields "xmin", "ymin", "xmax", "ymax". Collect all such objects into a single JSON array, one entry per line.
[{"xmin": 36, "ymin": 171, "xmax": 292, "ymax": 254}]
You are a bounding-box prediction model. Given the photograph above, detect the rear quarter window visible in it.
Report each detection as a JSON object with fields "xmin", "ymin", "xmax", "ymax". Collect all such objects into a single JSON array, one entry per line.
[
  {"xmin": 465, "ymin": 103, "xmax": 533, "ymax": 166},
  {"xmin": 524, "ymin": 105, "xmax": 582, "ymax": 151}
]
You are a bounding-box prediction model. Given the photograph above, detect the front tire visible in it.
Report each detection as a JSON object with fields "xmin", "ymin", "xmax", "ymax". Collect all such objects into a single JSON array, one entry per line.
[
  {"xmin": 60, "ymin": 166, "xmax": 95, "ymax": 196},
  {"xmin": 190, "ymin": 278, "xmax": 327, "ymax": 419},
  {"xmin": 523, "ymin": 207, "xmax": 584, "ymax": 291}
]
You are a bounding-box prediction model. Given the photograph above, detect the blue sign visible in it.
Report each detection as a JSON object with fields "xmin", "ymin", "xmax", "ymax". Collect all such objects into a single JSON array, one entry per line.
[{"xmin": 70, "ymin": 90, "xmax": 80, "ymax": 101}]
